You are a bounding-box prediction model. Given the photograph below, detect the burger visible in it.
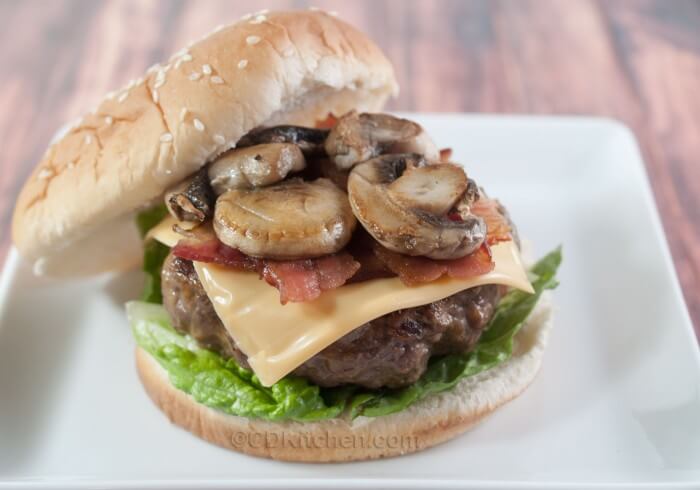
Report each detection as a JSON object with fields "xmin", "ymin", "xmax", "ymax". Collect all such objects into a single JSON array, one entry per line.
[{"xmin": 12, "ymin": 10, "xmax": 560, "ymax": 462}]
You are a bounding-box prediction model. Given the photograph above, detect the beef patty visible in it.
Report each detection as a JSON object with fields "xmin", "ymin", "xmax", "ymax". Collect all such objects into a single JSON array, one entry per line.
[{"xmin": 161, "ymin": 252, "xmax": 504, "ymax": 389}]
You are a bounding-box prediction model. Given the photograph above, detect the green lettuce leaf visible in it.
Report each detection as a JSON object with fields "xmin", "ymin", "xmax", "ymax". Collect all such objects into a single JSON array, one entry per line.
[
  {"xmin": 128, "ymin": 301, "xmax": 347, "ymax": 421},
  {"xmin": 349, "ymin": 246, "xmax": 562, "ymax": 417},
  {"xmin": 141, "ymin": 240, "xmax": 170, "ymax": 304},
  {"xmin": 128, "ymin": 246, "xmax": 562, "ymax": 421},
  {"xmin": 136, "ymin": 205, "xmax": 170, "ymax": 304}
]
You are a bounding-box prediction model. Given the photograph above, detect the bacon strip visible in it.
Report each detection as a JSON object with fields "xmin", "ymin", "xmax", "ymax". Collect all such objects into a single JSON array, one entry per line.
[
  {"xmin": 172, "ymin": 238, "xmax": 359, "ymax": 304},
  {"xmin": 443, "ymin": 244, "xmax": 495, "ymax": 279},
  {"xmin": 373, "ymin": 243, "xmax": 494, "ymax": 287},
  {"xmin": 172, "ymin": 239, "xmax": 259, "ymax": 272},
  {"xmin": 262, "ymin": 254, "xmax": 360, "ymax": 304},
  {"xmin": 439, "ymin": 148, "xmax": 453, "ymax": 162},
  {"xmin": 315, "ymin": 113, "xmax": 338, "ymax": 129},
  {"xmin": 471, "ymin": 198, "xmax": 513, "ymax": 245}
]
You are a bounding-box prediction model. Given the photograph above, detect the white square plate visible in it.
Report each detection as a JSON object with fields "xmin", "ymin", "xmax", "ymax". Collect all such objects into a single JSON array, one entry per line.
[{"xmin": 1, "ymin": 115, "xmax": 699, "ymax": 489}]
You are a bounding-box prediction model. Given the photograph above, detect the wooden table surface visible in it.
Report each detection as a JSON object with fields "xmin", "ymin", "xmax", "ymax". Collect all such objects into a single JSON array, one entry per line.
[{"xmin": 1, "ymin": 0, "xmax": 698, "ymax": 335}]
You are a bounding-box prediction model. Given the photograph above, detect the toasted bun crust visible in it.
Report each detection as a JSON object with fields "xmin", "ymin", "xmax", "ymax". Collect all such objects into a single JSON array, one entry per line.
[
  {"xmin": 135, "ymin": 293, "xmax": 552, "ymax": 462},
  {"xmin": 12, "ymin": 10, "xmax": 398, "ymax": 276}
]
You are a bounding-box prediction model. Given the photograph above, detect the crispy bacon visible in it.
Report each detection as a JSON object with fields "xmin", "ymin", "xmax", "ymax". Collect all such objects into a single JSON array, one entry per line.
[
  {"xmin": 373, "ymin": 243, "xmax": 494, "ymax": 286},
  {"xmin": 439, "ymin": 148, "xmax": 453, "ymax": 162},
  {"xmin": 262, "ymin": 254, "xmax": 360, "ymax": 304},
  {"xmin": 471, "ymin": 197, "xmax": 513, "ymax": 245},
  {"xmin": 172, "ymin": 239, "xmax": 259, "ymax": 272},
  {"xmin": 172, "ymin": 236, "xmax": 359, "ymax": 304},
  {"xmin": 315, "ymin": 113, "xmax": 338, "ymax": 129},
  {"xmin": 373, "ymin": 247, "xmax": 443, "ymax": 285},
  {"xmin": 442, "ymin": 244, "xmax": 494, "ymax": 279}
]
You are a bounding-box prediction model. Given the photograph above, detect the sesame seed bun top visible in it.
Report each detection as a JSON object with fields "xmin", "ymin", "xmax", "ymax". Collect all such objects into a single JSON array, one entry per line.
[{"xmin": 12, "ymin": 10, "xmax": 398, "ymax": 276}]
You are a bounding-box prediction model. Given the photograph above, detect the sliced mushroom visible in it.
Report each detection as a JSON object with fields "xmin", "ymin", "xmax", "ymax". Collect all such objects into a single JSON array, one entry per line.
[
  {"xmin": 164, "ymin": 168, "xmax": 215, "ymax": 228},
  {"xmin": 237, "ymin": 125, "xmax": 329, "ymax": 154},
  {"xmin": 325, "ymin": 111, "xmax": 440, "ymax": 170},
  {"xmin": 454, "ymin": 178, "xmax": 480, "ymax": 219},
  {"xmin": 388, "ymin": 164, "xmax": 470, "ymax": 215},
  {"xmin": 208, "ymin": 143, "xmax": 305, "ymax": 195},
  {"xmin": 347, "ymin": 154, "xmax": 486, "ymax": 260},
  {"xmin": 214, "ymin": 178, "xmax": 356, "ymax": 259}
]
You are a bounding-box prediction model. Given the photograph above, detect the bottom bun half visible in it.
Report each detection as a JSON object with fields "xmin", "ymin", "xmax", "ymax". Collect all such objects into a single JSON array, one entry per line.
[{"xmin": 135, "ymin": 293, "xmax": 553, "ymax": 462}]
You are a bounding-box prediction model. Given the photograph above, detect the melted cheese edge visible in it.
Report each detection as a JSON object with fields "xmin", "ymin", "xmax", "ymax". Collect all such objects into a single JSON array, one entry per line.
[{"xmin": 150, "ymin": 216, "xmax": 534, "ymax": 386}]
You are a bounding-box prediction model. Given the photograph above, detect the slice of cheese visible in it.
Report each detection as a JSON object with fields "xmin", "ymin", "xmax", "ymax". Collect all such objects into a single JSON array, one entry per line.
[
  {"xmin": 147, "ymin": 215, "xmax": 182, "ymax": 246},
  {"xmin": 150, "ymin": 216, "xmax": 534, "ymax": 386}
]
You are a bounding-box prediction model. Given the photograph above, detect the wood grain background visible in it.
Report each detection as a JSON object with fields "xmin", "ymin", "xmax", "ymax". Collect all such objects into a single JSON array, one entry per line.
[{"xmin": 1, "ymin": 0, "xmax": 698, "ymax": 335}]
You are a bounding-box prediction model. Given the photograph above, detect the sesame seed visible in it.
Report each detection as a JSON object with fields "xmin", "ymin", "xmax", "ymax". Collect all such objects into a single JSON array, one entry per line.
[
  {"xmin": 257, "ymin": 9, "xmax": 269, "ymax": 14},
  {"xmin": 164, "ymin": 168, "xmax": 173, "ymax": 175},
  {"xmin": 182, "ymin": 53, "xmax": 193, "ymax": 62},
  {"xmin": 160, "ymin": 132, "xmax": 173, "ymax": 143},
  {"xmin": 84, "ymin": 135, "xmax": 92, "ymax": 144},
  {"xmin": 127, "ymin": 79, "xmax": 136, "ymax": 89},
  {"xmin": 67, "ymin": 161, "xmax": 76, "ymax": 169},
  {"xmin": 147, "ymin": 63, "xmax": 160, "ymax": 74},
  {"xmin": 189, "ymin": 72, "xmax": 201, "ymax": 81},
  {"xmin": 163, "ymin": 64, "xmax": 172, "ymax": 73},
  {"xmin": 117, "ymin": 92, "xmax": 128, "ymax": 103},
  {"xmin": 105, "ymin": 91, "xmax": 116, "ymax": 100},
  {"xmin": 37, "ymin": 168, "xmax": 54, "ymax": 179},
  {"xmin": 237, "ymin": 59, "xmax": 248, "ymax": 69},
  {"xmin": 174, "ymin": 59, "xmax": 183, "ymax": 69},
  {"xmin": 154, "ymin": 79, "xmax": 165, "ymax": 89},
  {"xmin": 246, "ymin": 35, "xmax": 261, "ymax": 45},
  {"xmin": 193, "ymin": 118, "xmax": 205, "ymax": 131},
  {"xmin": 309, "ymin": 6, "xmax": 320, "ymax": 11},
  {"xmin": 241, "ymin": 13, "xmax": 253, "ymax": 21},
  {"xmin": 250, "ymin": 14, "xmax": 266, "ymax": 24},
  {"xmin": 214, "ymin": 134, "xmax": 225, "ymax": 145},
  {"xmin": 211, "ymin": 75, "xmax": 224, "ymax": 84},
  {"xmin": 329, "ymin": 10, "xmax": 338, "ymax": 16},
  {"xmin": 151, "ymin": 89, "xmax": 159, "ymax": 103},
  {"xmin": 180, "ymin": 107, "xmax": 188, "ymax": 122},
  {"xmin": 214, "ymin": 24, "xmax": 225, "ymax": 33},
  {"xmin": 202, "ymin": 64, "xmax": 212, "ymax": 75},
  {"xmin": 105, "ymin": 116, "xmax": 113, "ymax": 125},
  {"xmin": 174, "ymin": 48, "xmax": 188, "ymax": 58}
]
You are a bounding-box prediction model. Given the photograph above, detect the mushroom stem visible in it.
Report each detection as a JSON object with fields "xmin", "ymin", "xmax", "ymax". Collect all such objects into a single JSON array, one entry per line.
[
  {"xmin": 164, "ymin": 168, "xmax": 215, "ymax": 227},
  {"xmin": 208, "ymin": 143, "xmax": 306, "ymax": 195}
]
